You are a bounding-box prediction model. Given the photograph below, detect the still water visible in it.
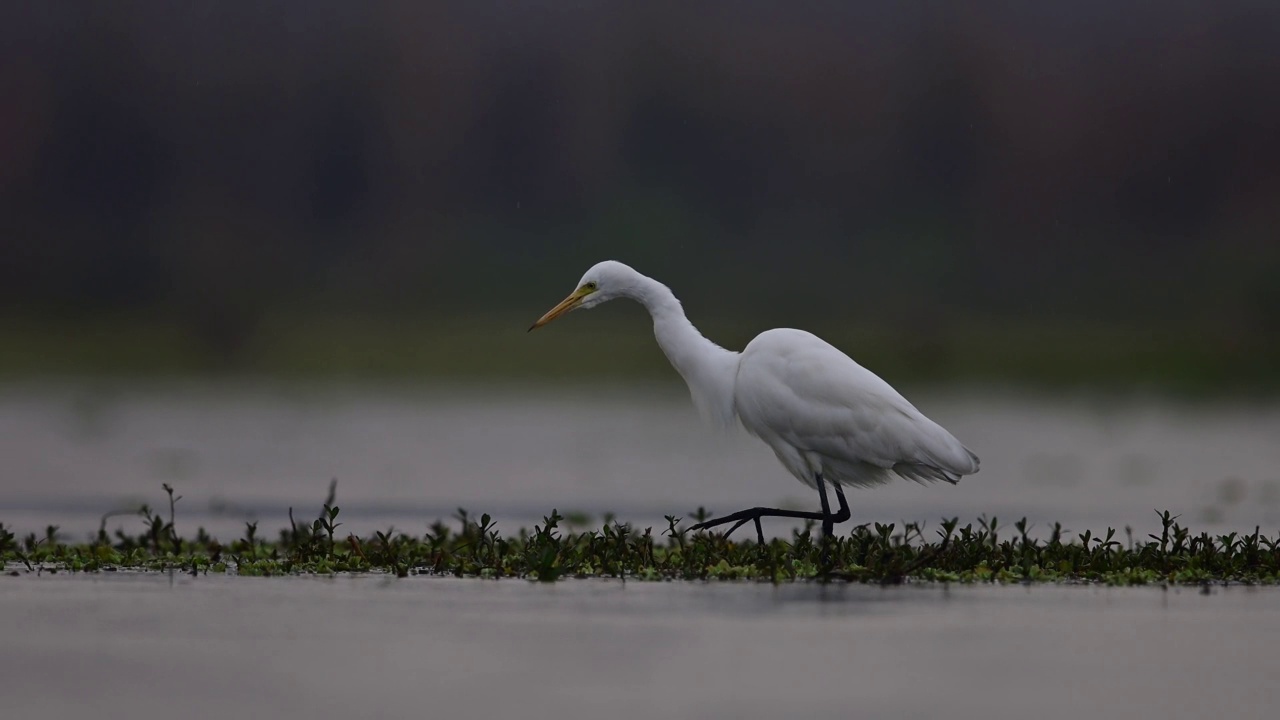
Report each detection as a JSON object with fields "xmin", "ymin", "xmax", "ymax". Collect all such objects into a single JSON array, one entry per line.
[
  {"xmin": 2, "ymin": 573, "xmax": 1277, "ymax": 720},
  {"xmin": 4, "ymin": 381, "xmax": 1279, "ymax": 720},
  {"xmin": 2, "ymin": 380, "xmax": 1279, "ymax": 539}
]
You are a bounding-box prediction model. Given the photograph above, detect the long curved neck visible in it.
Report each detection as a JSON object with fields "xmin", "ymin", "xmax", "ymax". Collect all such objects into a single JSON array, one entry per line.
[{"xmin": 624, "ymin": 273, "xmax": 740, "ymax": 429}]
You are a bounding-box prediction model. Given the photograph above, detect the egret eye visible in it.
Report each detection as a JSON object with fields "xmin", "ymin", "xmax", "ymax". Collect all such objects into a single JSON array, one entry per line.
[{"xmin": 583, "ymin": 281, "xmax": 598, "ymax": 291}]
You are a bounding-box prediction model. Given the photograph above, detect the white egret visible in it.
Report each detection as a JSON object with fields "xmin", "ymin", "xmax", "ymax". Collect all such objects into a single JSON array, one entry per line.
[{"xmin": 529, "ymin": 260, "xmax": 979, "ymax": 544}]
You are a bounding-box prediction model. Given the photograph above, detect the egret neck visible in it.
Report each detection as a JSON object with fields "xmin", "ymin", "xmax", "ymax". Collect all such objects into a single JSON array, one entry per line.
[
  {"xmin": 622, "ymin": 270, "xmax": 741, "ymax": 430},
  {"xmin": 530, "ymin": 259, "xmax": 980, "ymax": 548}
]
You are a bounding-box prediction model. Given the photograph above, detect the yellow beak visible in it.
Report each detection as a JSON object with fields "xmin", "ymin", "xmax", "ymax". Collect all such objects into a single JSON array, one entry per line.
[{"xmin": 528, "ymin": 287, "xmax": 591, "ymax": 331}]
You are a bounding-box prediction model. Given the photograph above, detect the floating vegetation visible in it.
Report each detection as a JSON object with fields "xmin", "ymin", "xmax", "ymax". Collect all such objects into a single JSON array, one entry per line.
[{"xmin": 2, "ymin": 484, "xmax": 1278, "ymax": 585}]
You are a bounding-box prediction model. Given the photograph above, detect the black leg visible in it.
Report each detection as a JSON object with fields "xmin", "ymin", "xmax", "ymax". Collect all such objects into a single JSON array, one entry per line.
[
  {"xmin": 832, "ymin": 482, "xmax": 851, "ymax": 523},
  {"xmin": 817, "ymin": 474, "xmax": 834, "ymax": 539},
  {"xmin": 688, "ymin": 473, "xmax": 851, "ymax": 544}
]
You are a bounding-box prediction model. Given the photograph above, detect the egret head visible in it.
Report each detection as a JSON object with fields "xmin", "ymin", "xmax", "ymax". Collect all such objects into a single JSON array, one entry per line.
[{"xmin": 528, "ymin": 260, "xmax": 638, "ymax": 331}]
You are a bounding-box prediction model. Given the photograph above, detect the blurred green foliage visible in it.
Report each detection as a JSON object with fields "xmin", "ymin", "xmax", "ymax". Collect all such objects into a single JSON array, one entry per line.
[
  {"xmin": 3, "ymin": 3, "xmax": 1279, "ymax": 388},
  {"xmin": 2, "ymin": 309, "xmax": 1277, "ymax": 392}
]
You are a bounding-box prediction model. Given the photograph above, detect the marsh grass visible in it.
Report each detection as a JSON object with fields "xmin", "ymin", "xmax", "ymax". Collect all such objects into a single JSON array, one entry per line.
[{"xmin": 2, "ymin": 484, "xmax": 1278, "ymax": 585}]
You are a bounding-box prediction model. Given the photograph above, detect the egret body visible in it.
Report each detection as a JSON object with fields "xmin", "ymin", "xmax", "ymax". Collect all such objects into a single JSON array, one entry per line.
[{"xmin": 529, "ymin": 260, "xmax": 979, "ymax": 542}]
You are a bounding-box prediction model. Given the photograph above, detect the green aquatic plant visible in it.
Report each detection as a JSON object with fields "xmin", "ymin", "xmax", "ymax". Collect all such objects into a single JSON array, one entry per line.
[{"xmin": 2, "ymin": 485, "xmax": 1279, "ymax": 585}]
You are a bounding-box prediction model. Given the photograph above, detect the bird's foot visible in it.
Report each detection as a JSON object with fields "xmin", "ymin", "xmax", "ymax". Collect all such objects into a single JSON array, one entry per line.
[
  {"xmin": 688, "ymin": 504, "xmax": 844, "ymax": 548},
  {"xmin": 692, "ymin": 509, "xmax": 799, "ymax": 547},
  {"xmin": 721, "ymin": 516, "xmax": 767, "ymax": 545},
  {"xmin": 689, "ymin": 507, "xmax": 775, "ymax": 543}
]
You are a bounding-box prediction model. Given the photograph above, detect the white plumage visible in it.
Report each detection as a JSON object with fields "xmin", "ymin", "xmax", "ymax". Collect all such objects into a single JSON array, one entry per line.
[
  {"xmin": 736, "ymin": 328, "xmax": 979, "ymax": 489},
  {"xmin": 529, "ymin": 260, "xmax": 979, "ymax": 537}
]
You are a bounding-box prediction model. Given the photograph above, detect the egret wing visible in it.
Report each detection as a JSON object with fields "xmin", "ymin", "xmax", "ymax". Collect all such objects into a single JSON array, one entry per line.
[{"xmin": 735, "ymin": 329, "xmax": 978, "ymax": 485}]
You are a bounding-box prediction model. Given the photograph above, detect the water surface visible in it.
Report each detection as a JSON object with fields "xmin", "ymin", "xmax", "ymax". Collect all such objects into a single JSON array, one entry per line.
[
  {"xmin": 1, "ymin": 573, "xmax": 1276, "ymax": 720},
  {"xmin": 2, "ymin": 381, "xmax": 1278, "ymax": 539}
]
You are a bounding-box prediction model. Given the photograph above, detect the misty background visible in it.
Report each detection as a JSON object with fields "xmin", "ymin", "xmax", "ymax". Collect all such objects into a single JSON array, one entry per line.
[
  {"xmin": 2, "ymin": 2, "xmax": 1280, "ymax": 540},
  {"xmin": 5, "ymin": 7, "xmax": 1280, "ymax": 717},
  {"xmin": 2, "ymin": 2, "xmax": 1278, "ymax": 388}
]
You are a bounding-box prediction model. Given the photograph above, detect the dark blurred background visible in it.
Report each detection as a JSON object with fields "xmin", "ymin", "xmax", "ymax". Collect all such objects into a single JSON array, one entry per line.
[{"xmin": 3, "ymin": 1, "xmax": 1279, "ymax": 388}]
